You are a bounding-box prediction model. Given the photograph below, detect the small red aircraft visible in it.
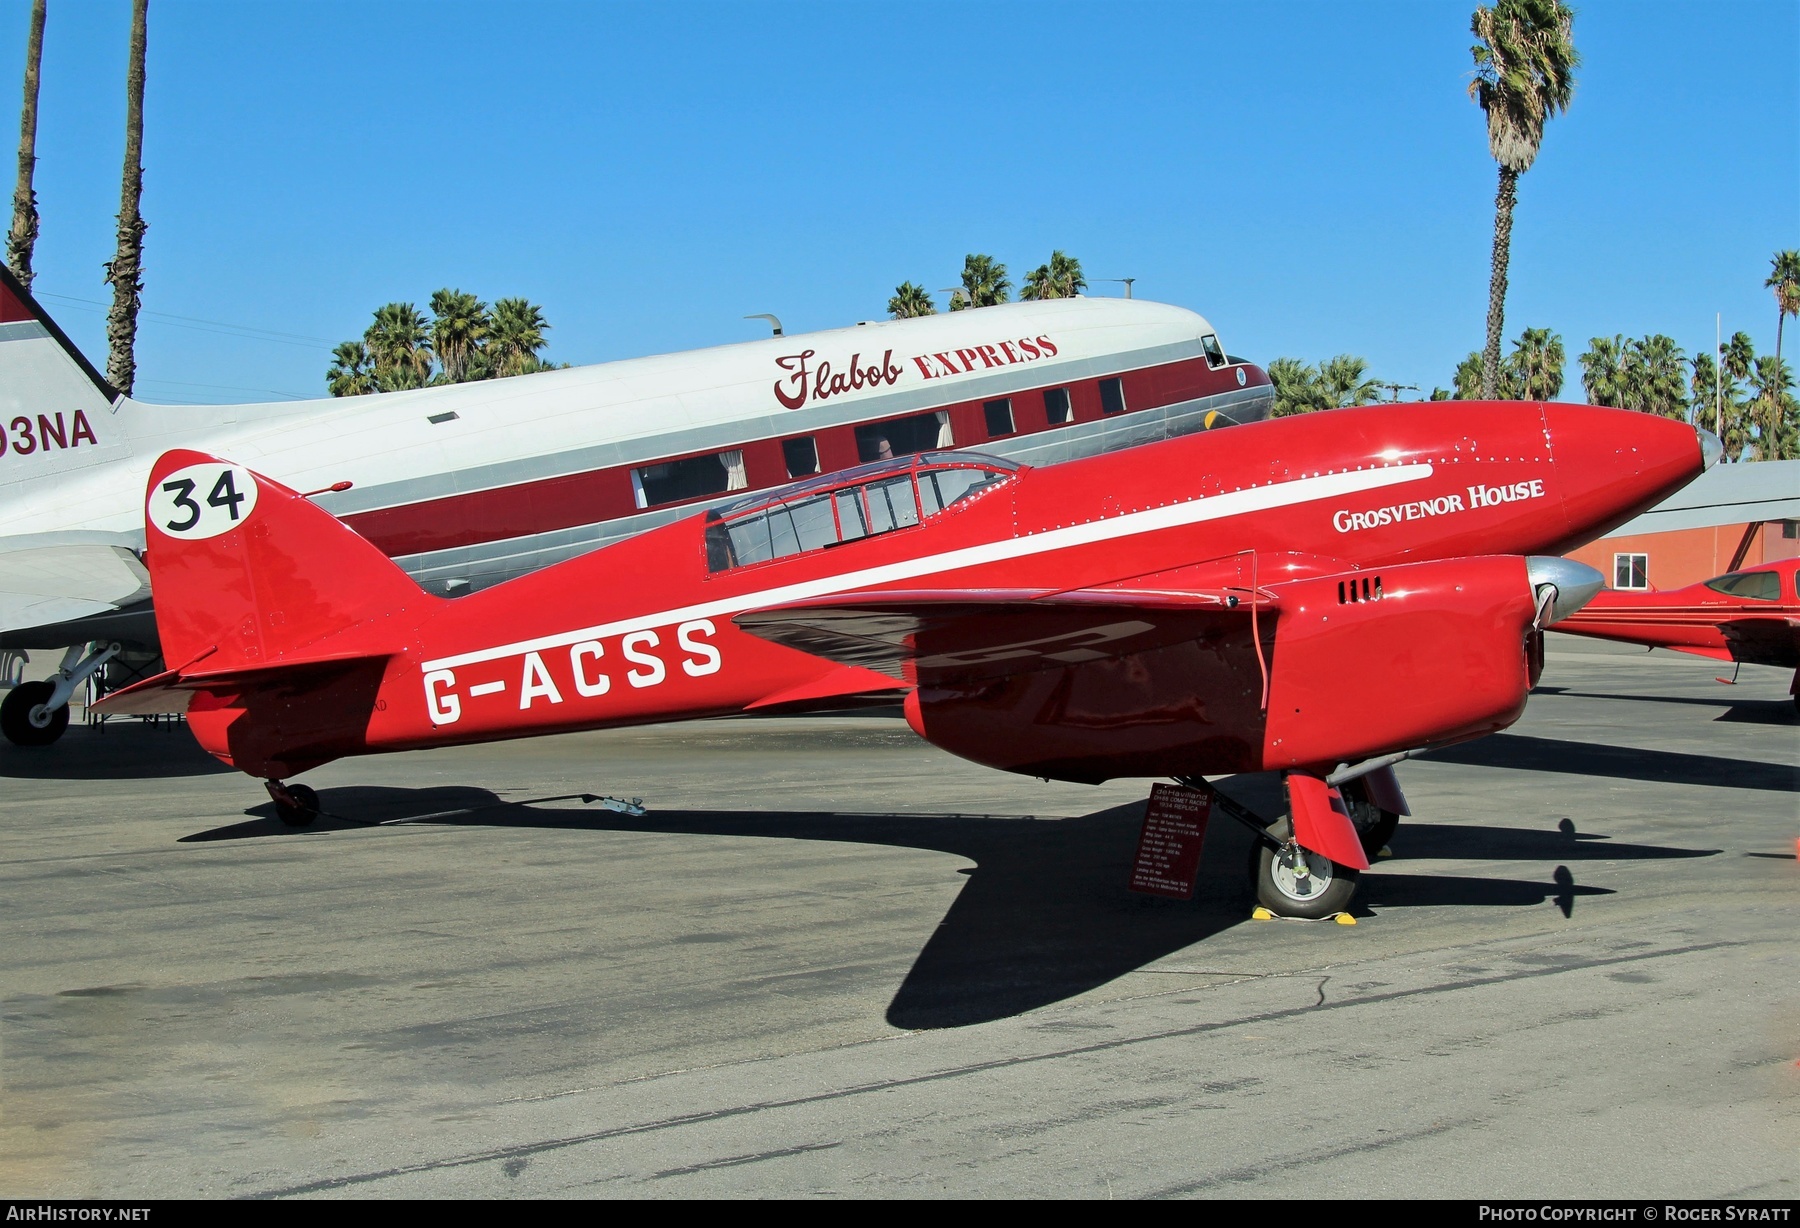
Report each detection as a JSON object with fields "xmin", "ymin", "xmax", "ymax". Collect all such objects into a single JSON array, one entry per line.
[
  {"xmin": 1554, "ymin": 559, "xmax": 1800, "ymax": 711},
  {"xmin": 99, "ymin": 402, "xmax": 1713, "ymax": 917}
]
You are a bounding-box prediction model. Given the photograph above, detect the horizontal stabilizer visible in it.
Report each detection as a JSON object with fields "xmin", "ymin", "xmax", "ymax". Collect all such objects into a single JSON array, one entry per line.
[{"xmin": 91, "ymin": 649, "xmax": 398, "ymax": 716}]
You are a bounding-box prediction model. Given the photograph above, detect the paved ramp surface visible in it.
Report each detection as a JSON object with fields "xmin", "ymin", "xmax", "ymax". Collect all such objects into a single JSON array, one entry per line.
[{"xmin": 0, "ymin": 638, "xmax": 1794, "ymax": 1197}]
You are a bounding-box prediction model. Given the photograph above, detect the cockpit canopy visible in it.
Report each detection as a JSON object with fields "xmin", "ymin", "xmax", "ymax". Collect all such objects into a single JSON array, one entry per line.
[{"xmin": 704, "ymin": 451, "xmax": 1020, "ymax": 572}]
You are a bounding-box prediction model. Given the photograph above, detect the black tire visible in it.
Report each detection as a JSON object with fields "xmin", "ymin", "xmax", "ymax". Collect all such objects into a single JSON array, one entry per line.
[
  {"xmin": 1340, "ymin": 779, "xmax": 1400, "ymax": 860},
  {"xmin": 275, "ymin": 783, "xmax": 319, "ymax": 828},
  {"xmin": 1, "ymin": 681, "xmax": 70, "ymax": 748},
  {"xmin": 1250, "ymin": 816, "xmax": 1361, "ymax": 920}
]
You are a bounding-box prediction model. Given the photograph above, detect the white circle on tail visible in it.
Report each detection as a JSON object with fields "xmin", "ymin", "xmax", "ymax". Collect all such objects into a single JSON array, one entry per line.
[{"xmin": 148, "ymin": 462, "xmax": 259, "ymax": 540}]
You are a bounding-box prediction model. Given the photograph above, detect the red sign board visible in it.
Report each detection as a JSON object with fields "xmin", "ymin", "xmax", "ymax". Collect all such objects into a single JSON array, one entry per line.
[{"xmin": 1128, "ymin": 782, "xmax": 1213, "ymax": 899}]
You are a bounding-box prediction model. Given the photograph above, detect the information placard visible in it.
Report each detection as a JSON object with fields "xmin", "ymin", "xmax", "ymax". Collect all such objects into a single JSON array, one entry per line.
[{"xmin": 1127, "ymin": 782, "xmax": 1213, "ymax": 899}]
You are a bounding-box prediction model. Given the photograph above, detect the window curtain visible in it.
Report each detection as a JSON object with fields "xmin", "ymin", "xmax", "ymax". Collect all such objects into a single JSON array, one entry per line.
[
  {"xmin": 723, "ymin": 449, "xmax": 748, "ymax": 490},
  {"xmin": 935, "ymin": 411, "xmax": 954, "ymax": 448}
]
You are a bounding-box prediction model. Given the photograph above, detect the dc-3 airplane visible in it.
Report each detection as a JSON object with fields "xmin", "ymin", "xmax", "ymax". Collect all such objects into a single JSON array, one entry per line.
[
  {"xmin": 1554, "ymin": 559, "xmax": 1800, "ymax": 712},
  {"xmin": 96, "ymin": 399, "xmax": 1716, "ymax": 918},
  {"xmin": 0, "ymin": 265, "xmax": 1269, "ymax": 746}
]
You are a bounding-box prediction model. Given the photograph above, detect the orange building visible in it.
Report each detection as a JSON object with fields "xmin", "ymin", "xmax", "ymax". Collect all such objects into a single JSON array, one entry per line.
[{"xmin": 1565, "ymin": 459, "xmax": 1800, "ymax": 592}]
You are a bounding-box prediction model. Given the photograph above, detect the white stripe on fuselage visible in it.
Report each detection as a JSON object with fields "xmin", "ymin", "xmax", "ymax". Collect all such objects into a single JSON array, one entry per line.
[{"xmin": 420, "ymin": 463, "xmax": 1434, "ymax": 672}]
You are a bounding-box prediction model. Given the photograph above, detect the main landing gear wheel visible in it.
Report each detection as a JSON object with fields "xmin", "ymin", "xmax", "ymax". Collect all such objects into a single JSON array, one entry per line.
[
  {"xmin": 1250, "ymin": 816, "xmax": 1361, "ymax": 920},
  {"xmin": 1, "ymin": 681, "xmax": 69, "ymax": 747},
  {"xmin": 271, "ymin": 783, "xmax": 320, "ymax": 827},
  {"xmin": 1340, "ymin": 779, "xmax": 1400, "ymax": 860}
]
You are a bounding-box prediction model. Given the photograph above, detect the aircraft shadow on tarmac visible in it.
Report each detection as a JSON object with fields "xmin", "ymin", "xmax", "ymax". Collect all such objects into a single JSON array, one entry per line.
[
  {"xmin": 1533, "ymin": 686, "xmax": 1797, "ymax": 726},
  {"xmin": 1419, "ymin": 732, "xmax": 1798, "ymax": 792},
  {"xmin": 182, "ymin": 773, "xmax": 1717, "ymax": 1031},
  {"xmin": 0, "ymin": 721, "xmax": 233, "ymax": 779}
]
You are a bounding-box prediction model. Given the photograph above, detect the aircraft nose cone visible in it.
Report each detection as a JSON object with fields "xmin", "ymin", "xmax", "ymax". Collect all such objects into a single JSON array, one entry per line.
[
  {"xmin": 1696, "ymin": 427, "xmax": 1723, "ymax": 470},
  {"xmin": 1541, "ymin": 403, "xmax": 1713, "ymax": 546}
]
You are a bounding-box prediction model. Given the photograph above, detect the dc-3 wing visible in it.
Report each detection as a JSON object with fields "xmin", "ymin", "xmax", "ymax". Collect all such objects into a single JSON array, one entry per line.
[
  {"xmin": 0, "ymin": 540, "xmax": 150, "ymax": 633},
  {"xmin": 735, "ymin": 577, "xmax": 1277, "ymax": 688}
]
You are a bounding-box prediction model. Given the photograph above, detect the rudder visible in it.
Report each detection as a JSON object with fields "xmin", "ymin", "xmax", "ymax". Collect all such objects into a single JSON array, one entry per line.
[{"xmin": 145, "ymin": 448, "xmax": 434, "ymax": 674}]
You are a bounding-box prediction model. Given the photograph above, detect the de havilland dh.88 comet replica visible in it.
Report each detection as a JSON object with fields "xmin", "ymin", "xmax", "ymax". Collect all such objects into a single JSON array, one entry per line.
[{"xmin": 98, "ymin": 400, "xmax": 1716, "ymax": 917}]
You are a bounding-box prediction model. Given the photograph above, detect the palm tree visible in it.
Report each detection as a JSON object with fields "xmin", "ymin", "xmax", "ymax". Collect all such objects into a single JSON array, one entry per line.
[
  {"xmin": 326, "ymin": 341, "xmax": 374, "ymax": 397},
  {"xmin": 1689, "ymin": 350, "xmax": 1717, "ymax": 428},
  {"xmin": 1579, "ymin": 335, "xmax": 1626, "ymax": 407},
  {"xmin": 887, "ymin": 281, "xmax": 936, "ymax": 319},
  {"xmin": 1021, "ymin": 250, "xmax": 1085, "ymax": 300},
  {"xmin": 364, "ymin": 302, "xmax": 432, "ymax": 391},
  {"xmin": 1469, "ymin": 0, "xmax": 1578, "ymax": 399},
  {"xmin": 1508, "ymin": 326, "xmax": 1564, "ymax": 399},
  {"xmin": 1766, "ymin": 250, "xmax": 1800, "ymax": 363},
  {"xmin": 1627, "ymin": 334, "xmax": 1687, "ymax": 420},
  {"xmin": 102, "ymin": 0, "xmax": 148, "ymax": 395},
  {"xmin": 1267, "ymin": 357, "xmax": 1322, "ymax": 417},
  {"xmin": 487, "ymin": 297, "xmax": 551, "ymax": 377},
  {"xmin": 1317, "ymin": 355, "xmax": 1382, "ymax": 407},
  {"xmin": 429, "ymin": 288, "xmax": 488, "ymax": 384},
  {"xmin": 7, "ymin": 0, "xmax": 45, "ymax": 290},
  {"xmin": 1747, "ymin": 355, "xmax": 1796, "ymax": 460},
  {"xmin": 1452, "ymin": 351, "xmax": 1487, "ymax": 399},
  {"xmin": 949, "ymin": 254, "xmax": 1009, "ymax": 310}
]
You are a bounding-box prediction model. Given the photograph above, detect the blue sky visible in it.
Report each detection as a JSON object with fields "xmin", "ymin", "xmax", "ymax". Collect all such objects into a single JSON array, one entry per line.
[{"xmin": 4, "ymin": 0, "xmax": 1795, "ymax": 403}]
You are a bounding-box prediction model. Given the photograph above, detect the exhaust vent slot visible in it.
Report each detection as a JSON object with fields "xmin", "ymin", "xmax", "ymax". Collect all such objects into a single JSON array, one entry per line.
[{"xmin": 1337, "ymin": 576, "xmax": 1384, "ymax": 605}]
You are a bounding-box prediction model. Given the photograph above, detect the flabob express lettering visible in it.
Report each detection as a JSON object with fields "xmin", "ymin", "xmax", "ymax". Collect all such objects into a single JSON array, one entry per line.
[
  {"xmin": 1333, "ymin": 478, "xmax": 1545, "ymax": 533},
  {"xmin": 770, "ymin": 334, "xmax": 1059, "ymax": 410}
]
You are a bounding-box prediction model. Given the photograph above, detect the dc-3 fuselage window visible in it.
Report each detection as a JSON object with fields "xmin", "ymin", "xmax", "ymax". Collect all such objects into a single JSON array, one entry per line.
[
  {"xmin": 704, "ymin": 455, "xmax": 1014, "ymax": 572},
  {"xmin": 1703, "ymin": 570, "xmax": 1781, "ymax": 601}
]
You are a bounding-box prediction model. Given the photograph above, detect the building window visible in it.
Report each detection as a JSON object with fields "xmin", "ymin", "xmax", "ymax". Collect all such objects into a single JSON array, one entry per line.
[
  {"xmin": 782, "ymin": 436, "xmax": 819, "ymax": 479},
  {"xmin": 1781, "ymin": 520, "xmax": 1798, "ymax": 539},
  {"xmin": 1043, "ymin": 387, "xmax": 1073, "ymax": 425},
  {"xmin": 1099, "ymin": 377, "xmax": 1127, "ymax": 416},
  {"xmin": 632, "ymin": 449, "xmax": 747, "ymax": 508},
  {"xmin": 1613, "ymin": 553, "xmax": 1648, "ymax": 590},
  {"xmin": 983, "ymin": 398, "xmax": 1015, "ymax": 438},
  {"xmin": 855, "ymin": 411, "xmax": 952, "ymax": 463}
]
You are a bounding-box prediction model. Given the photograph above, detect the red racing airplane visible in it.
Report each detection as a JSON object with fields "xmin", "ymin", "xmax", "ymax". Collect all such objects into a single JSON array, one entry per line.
[
  {"xmin": 1554, "ymin": 558, "xmax": 1800, "ymax": 712},
  {"xmin": 98, "ymin": 401, "xmax": 1715, "ymax": 918}
]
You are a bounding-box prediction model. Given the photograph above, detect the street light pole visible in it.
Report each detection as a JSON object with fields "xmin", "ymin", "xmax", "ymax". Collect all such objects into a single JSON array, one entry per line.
[
  {"xmin": 1096, "ymin": 277, "xmax": 1135, "ymax": 299},
  {"xmin": 744, "ymin": 313, "xmax": 783, "ymax": 337}
]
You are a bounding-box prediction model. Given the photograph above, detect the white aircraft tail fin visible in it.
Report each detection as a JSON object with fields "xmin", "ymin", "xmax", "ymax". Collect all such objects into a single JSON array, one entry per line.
[{"xmin": 0, "ymin": 263, "xmax": 121, "ymax": 482}]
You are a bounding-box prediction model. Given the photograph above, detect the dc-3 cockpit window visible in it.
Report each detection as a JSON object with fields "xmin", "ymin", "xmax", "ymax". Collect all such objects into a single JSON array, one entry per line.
[
  {"xmin": 1703, "ymin": 570, "xmax": 1782, "ymax": 601},
  {"xmin": 704, "ymin": 452, "xmax": 1017, "ymax": 573}
]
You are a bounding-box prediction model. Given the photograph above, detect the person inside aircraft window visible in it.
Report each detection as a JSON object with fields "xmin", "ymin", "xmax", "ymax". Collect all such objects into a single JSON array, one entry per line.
[
  {"xmin": 1201, "ymin": 333, "xmax": 1228, "ymax": 368},
  {"xmin": 917, "ymin": 465, "xmax": 1009, "ymax": 515},
  {"xmin": 1703, "ymin": 570, "xmax": 1781, "ymax": 601}
]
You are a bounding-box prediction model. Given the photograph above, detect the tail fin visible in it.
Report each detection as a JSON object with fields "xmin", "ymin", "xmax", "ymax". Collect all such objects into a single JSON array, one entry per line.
[
  {"xmin": 144, "ymin": 448, "xmax": 433, "ymax": 673},
  {"xmin": 0, "ymin": 263, "xmax": 121, "ymax": 476}
]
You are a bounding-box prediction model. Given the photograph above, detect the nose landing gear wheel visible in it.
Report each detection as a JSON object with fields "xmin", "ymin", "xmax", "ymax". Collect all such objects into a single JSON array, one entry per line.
[
  {"xmin": 1250, "ymin": 816, "xmax": 1361, "ymax": 920},
  {"xmin": 270, "ymin": 782, "xmax": 320, "ymax": 827},
  {"xmin": 1, "ymin": 681, "xmax": 69, "ymax": 747}
]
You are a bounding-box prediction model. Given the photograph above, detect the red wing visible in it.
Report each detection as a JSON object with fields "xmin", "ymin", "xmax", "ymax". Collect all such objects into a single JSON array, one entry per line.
[{"xmin": 734, "ymin": 586, "xmax": 1269, "ymax": 686}]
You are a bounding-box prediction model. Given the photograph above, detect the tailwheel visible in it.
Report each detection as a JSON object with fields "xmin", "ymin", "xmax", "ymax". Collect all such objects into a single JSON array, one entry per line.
[
  {"xmin": 267, "ymin": 781, "xmax": 320, "ymax": 827},
  {"xmin": 1340, "ymin": 778, "xmax": 1400, "ymax": 860},
  {"xmin": 1250, "ymin": 816, "xmax": 1361, "ymax": 920}
]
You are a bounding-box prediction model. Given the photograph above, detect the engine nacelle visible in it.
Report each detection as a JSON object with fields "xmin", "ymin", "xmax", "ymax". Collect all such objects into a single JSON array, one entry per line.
[{"xmin": 1261, "ymin": 554, "xmax": 1544, "ymax": 770}]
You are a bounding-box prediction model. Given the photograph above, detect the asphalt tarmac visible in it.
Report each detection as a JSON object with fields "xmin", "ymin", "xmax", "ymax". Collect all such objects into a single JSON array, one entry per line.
[{"xmin": 0, "ymin": 636, "xmax": 1794, "ymax": 1199}]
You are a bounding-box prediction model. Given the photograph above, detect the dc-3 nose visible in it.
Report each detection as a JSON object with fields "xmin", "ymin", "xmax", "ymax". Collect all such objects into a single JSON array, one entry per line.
[{"xmin": 1540, "ymin": 403, "xmax": 1718, "ymax": 548}]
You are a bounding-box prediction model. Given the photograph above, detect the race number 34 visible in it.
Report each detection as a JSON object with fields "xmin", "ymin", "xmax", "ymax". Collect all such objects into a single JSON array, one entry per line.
[{"xmin": 148, "ymin": 462, "xmax": 259, "ymax": 540}]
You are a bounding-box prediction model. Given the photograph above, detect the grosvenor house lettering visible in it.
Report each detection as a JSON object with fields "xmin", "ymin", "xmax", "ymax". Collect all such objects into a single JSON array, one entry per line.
[{"xmin": 1332, "ymin": 477, "xmax": 1547, "ymax": 533}]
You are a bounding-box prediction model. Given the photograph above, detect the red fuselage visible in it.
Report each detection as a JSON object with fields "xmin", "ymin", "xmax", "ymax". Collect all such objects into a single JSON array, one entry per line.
[{"xmin": 130, "ymin": 401, "xmax": 1710, "ymax": 784}]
